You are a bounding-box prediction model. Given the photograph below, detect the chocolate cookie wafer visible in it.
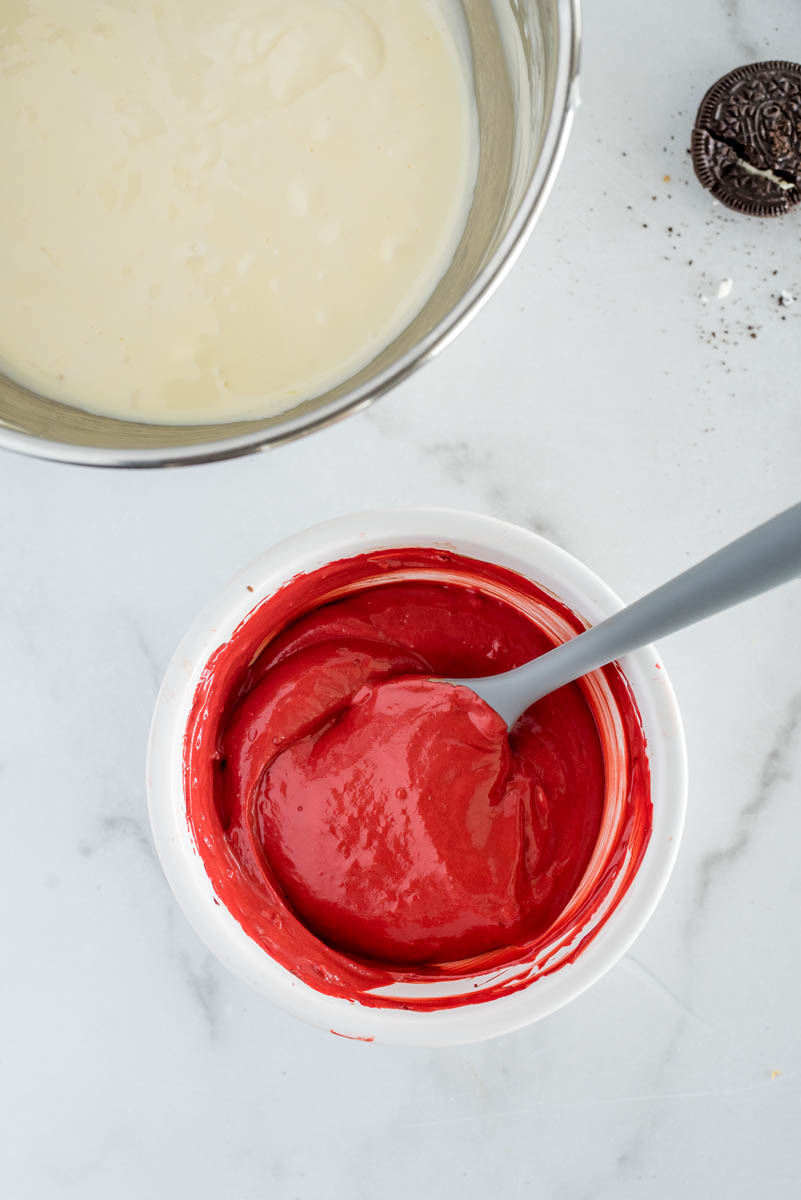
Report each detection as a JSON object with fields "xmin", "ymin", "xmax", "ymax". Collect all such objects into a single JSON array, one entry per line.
[{"xmin": 692, "ymin": 61, "xmax": 801, "ymax": 216}]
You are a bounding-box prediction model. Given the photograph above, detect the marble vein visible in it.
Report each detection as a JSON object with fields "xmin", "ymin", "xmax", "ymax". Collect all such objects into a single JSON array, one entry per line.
[
  {"xmin": 165, "ymin": 908, "xmax": 225, "ymax": 1039},
  {"xmin": 622, "ymin": 953, "xmax": 712, "ymax": 1029},
  {"xmin": 396, "ymin": 1075, "xmax": 779, "ymax": 1125},
  {"xmin": 126, "ymin": 614, "xmax": 164, "ymax": 692},
  {"xmin": 691, "ymin": 690, "xmax": 801, "ymax": 917},
  {"xmin": 420, "ymin": 438, "xmax": 566, "ymax": 545},
  {"xmin": 78, "ymin": 807, "xmax": 154, "ymax": 862},
  {"xmin": 718, "ymin": 0, "xmax": 761, "ymax": 60},
  {"xmin": 176, "ymin": 951, "xmax": 223, "ymax": 1040}
]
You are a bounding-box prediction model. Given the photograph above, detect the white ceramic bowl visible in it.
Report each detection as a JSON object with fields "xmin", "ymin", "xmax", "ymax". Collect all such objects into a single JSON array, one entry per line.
[{"xmin": 147, "ymin": 510, "xmax": 687, "ymax": 1045}]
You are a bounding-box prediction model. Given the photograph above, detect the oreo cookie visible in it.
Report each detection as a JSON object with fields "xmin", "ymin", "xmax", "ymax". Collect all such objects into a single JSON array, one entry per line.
[{"xmin": 691, "ymin": 61, "xmax": 801, "ymax": 216}]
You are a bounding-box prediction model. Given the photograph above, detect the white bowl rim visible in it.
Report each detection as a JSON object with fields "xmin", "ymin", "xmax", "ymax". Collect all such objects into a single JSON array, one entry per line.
[{"xmin": 147, "ymin": 508, "xmax": 688, "ymax": 1046}]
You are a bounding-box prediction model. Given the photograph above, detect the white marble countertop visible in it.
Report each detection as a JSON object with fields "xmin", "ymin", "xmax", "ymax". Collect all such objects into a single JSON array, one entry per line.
[{"xmin": 3, "ymin": 1, "xmax": 801, "ymax": 1196}]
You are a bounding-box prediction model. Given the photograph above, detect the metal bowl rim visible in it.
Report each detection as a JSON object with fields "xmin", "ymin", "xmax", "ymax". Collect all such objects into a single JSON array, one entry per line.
[{"xmin": 0, "ymin": 0, "xmax": 581, "ymax": 469}]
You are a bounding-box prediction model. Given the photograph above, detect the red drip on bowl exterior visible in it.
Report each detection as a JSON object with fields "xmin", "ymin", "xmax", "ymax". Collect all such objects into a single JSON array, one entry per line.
[{"xmin": 183, "ymin": 549, "xmax": 652, "ymax": 1011}]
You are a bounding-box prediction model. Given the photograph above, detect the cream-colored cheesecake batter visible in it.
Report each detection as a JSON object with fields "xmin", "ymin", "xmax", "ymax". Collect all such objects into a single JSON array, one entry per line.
[{"xmin": 0, "ymin": 1, "xmax": 476, "ymax": 424}]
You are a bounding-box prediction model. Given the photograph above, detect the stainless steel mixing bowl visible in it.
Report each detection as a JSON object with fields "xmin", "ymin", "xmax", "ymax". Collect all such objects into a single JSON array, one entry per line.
[{"xmin": 0, "ymin": 0, "xmax": 580, "ymax": 467}]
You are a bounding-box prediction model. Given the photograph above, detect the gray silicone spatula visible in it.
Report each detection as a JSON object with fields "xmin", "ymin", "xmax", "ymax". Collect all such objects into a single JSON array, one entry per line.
[{"xmin": 444, "ymin": 502, "xmax": 801, "ymax": 728}]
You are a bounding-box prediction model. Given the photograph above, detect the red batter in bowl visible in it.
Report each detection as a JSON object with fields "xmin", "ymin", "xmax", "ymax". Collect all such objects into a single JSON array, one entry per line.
[{"xmin": 184, "ymin": 548, "xmax": 651, "ymax": 1010}]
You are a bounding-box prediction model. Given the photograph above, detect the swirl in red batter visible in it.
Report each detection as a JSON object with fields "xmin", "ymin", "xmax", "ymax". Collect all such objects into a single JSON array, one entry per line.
[{"xmin": 184, "ymin": 548, "xmax": 652, "ymax": 1010}]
